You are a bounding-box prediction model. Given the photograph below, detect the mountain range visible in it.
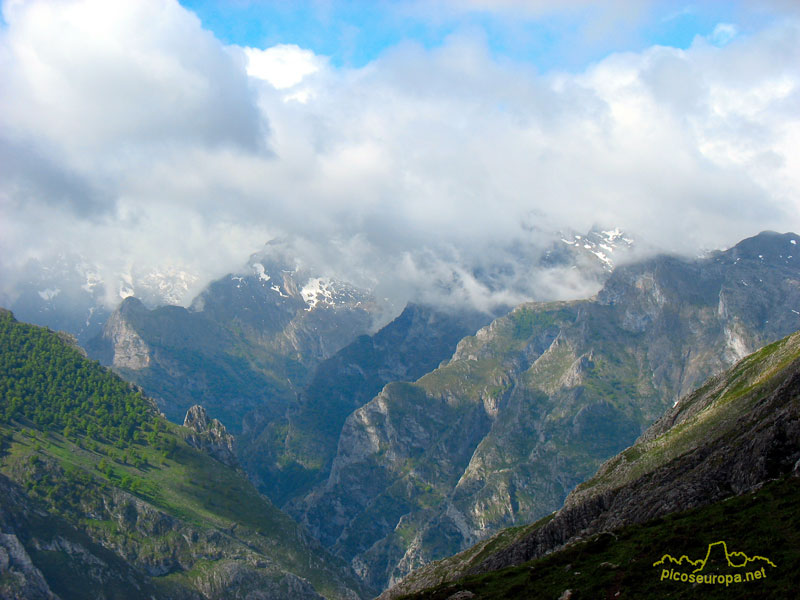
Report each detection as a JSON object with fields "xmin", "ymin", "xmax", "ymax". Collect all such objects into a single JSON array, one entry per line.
[
  {"xmin": 2, "ymin": 226, "xmax": 634, "ymax": 352},
  {"xmin": 3, "ymin": 230, "xmax": 800, "ymax": 597},
  {"xmin": 290, "ymin": 231, "xmax": 800, "ymax": 589}
]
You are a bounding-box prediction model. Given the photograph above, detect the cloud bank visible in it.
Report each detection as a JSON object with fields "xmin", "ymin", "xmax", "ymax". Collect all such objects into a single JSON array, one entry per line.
[{"xmin": 1, "ymin": 0, "xmax": 799, "ymax": 313}]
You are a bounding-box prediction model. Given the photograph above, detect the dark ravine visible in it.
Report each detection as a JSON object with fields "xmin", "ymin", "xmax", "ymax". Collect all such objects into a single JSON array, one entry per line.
[
  {"xmin": 241, "ymin": 303, "xmax": 493, "ymax": 509},
  {"xmin": 382, "ymin": 328, "xmax": 800, "ymax": 598}
]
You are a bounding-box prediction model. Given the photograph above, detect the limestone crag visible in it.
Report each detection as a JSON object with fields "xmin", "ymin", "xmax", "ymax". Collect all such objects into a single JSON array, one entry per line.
[
  {"xmin": 100, "ymin": 304, "xmax": 152, "ymax": 370},
  {"xmin": 0, "ymin": 472, "xmax": 151, "ymax": 600},
  {"xmin": 183, "ymin": 405, "xmax": 239, "ymax": 469},
  {"xmin": 0, "ymin": 532, "xmax": 59, "ymax": 600}
]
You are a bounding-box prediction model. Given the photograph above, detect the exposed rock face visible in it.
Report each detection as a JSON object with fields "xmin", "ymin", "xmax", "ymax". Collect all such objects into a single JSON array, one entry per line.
[
  {"xmin": 184, "ymin": 405, "xmax": 239, "ymax": 469},
  {"xmin": 0, "ymin": 473, "xmax": 150, "ymax": 600},
  {"xmin": 0, "ymin": 468, "xmax": 339, "ymax": 600},
  {"xmin": 97, "ymin": 299, "xmax": 152, "ymax": 370},
  {"xmin": 87, "ymin": 251, "xmax": 379, "ymax": 429},
  {"xmin": 240, "ymin": 303, "xmax": 492, "ymax": 508},
  {"xmin": 0, "ymin": 531, "xmax": 59, "ymax": 600},
  {"xmin": 381, "ymin": 329, "xmax": 800, "ymax": 598},
  {"xmin": 302, "ymin": 231, "xmax": 800, "ymax": 591},
  {"xmin": 190, "ymin": 563, "xmax": 325, "ymax": 600}
]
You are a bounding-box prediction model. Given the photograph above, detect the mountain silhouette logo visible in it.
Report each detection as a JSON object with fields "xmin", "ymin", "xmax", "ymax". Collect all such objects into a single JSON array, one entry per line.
[{"xmin": 654, "ymin": 541, "xmax": 776, "ymax": 586}]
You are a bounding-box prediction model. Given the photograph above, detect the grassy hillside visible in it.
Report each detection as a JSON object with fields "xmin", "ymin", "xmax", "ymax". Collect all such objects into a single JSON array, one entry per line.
[
  {"xmin": 0, "ymin": 308, "xmax": 367, "ymax": 600},
  {"xmin": 398, "ymin": 475, "xmax": 800, "ymax": 599}
]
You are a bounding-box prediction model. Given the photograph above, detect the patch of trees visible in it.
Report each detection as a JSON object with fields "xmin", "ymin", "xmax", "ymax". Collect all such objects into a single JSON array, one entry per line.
[{"xmin": 0, "ymin": 311, "xmax": 170, "ymax": 455}]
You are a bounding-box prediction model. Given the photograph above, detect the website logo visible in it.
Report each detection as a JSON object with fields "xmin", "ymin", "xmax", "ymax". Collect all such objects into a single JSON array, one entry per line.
[{"xmin": 654, "ymin": 540, "xmax": 776, "ymax": 587}]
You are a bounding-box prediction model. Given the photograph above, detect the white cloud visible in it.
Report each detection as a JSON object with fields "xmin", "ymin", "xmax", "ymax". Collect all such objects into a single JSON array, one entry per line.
[
  {"xmin": 245, "ymin": 44, "xmax": 325, "ymax": 90},
  {"xmin": 0, "ymin": 0, "xmax": 264, "ymax": 155},
  {"xmin": 1, "ymin": 0, "xmax": 799, "ymax": 315}
]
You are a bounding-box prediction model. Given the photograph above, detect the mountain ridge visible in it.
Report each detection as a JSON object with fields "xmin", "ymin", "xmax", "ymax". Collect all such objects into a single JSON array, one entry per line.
[{"xmin": 382, "ymin": 323, "xmax": 800, "ymax": 598}]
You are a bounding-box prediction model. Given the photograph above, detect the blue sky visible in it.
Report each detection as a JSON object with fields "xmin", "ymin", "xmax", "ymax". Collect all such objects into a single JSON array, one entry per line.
[{"xmin": 177, "ymin": 1, "xmax": 779, "ymax": 70}]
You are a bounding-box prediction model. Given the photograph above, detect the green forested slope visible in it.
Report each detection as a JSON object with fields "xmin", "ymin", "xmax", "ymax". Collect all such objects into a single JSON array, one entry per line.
[
  {"xmin": 0, "ymin": 308, "xmax": 367, "ymax": 600},
  {"xmin": 1, "ymin": 308, "xmax": 158, "ymax": 451}
]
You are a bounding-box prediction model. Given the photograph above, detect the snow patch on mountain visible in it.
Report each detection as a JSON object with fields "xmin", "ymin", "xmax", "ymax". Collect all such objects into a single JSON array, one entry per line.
[
  {"xmin": 558, "ymin": 227, "xmax": 635, "ymax": 271},
  {"xmin": 253, "ymin": 263, "xmax": 271, "ymax": 283},
  {"xmin": 301, "ymin": 277, "xmax": 334, "ymax": 310},
  {"xmin": 136, "ymin": 268, "xmax": 199, "ymax": 305},
  {"xmin": 37, "ymin": 288, "xmax": 60, "ymax": 301},
  {"xmin": 271, "ymin": 283, "xmax": 289, "ymax": 297}
]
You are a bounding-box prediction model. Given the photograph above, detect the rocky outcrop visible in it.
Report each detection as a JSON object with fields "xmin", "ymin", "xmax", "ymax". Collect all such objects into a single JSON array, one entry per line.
[
  {"xmin": 191, "ymin": 565, "xmax": 324, "ymax": 600},
  {"xmin": 184, "ymin": 405, "xmax": 239, "ymax": 469},
  {"xmin": 0, "ymin": 532, "xmax": 59, "ymax": 600},
  {"xmin": 0, "ymin": 466, "xmax": 348, "ymax": 600},
  {"xmin": 91, "ymin": 297, "xmax": 152, "ymax": 370},
  {"xmin": 0, "ymin": 472, "xmax": 156, "ymax": 600}
]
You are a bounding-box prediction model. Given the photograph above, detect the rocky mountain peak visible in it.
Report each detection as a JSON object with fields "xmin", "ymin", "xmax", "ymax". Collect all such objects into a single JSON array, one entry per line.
[
  {"xmin": 544, "ymin": 226, "xmax": 635, "ymax": 273},
  {"xmin": 88, "ymin": 298, "xmax": 151, "ymax": 370},
  {"xmin": 183, "ymin": 405, "xmax": 239, "ymax": 469},
  {"xmin": 719, "ymin": 230, "xmax": 800, "ymax": 263}
]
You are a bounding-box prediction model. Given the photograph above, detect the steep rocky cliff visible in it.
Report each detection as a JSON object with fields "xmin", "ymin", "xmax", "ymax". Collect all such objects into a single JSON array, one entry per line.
[
  {"xmin": 239, "ymin": 303, "xmax": 492, "ymax": 508},
  {"xmin": 183, "ymin": 405, "xmax": 239, "ymax": 470},
  {"xmin": 93, "ymin": 306, "xmax": 153, "ymax": 370},
  {"xmin": 87, "ymin": 246, "xmax": 379, "ymax": 428},
  {"xmin": 0, "ymin": 472, "xmax": 155, "ymax": 600},
  {"xmin": 383, "ymin": 328, "xmax": 800, "ymax": 598},
  {"xmin": 301, "ymin": 231, "xmax": 800, "ymax": 590}
]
